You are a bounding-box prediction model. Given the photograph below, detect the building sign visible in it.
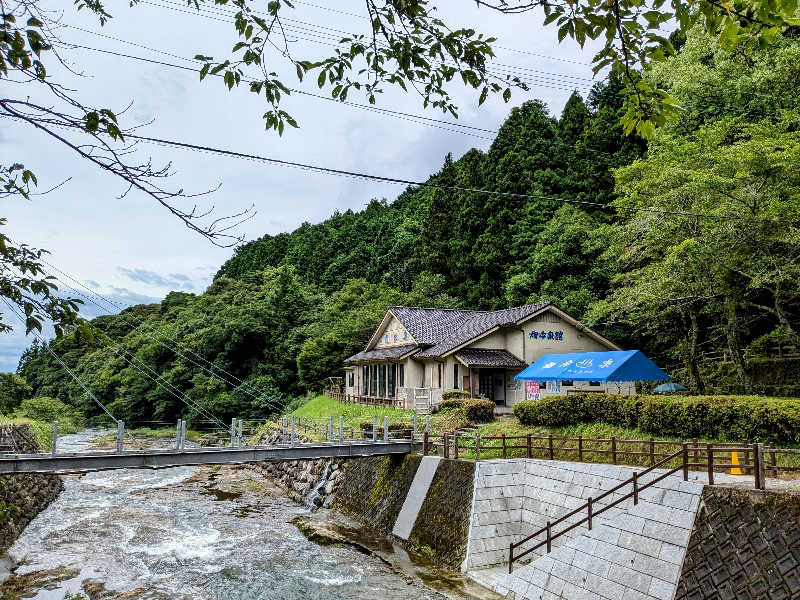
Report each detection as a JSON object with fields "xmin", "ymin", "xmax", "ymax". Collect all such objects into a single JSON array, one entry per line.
[
  {"xmin": 525, "ymin": 381, "xmax": 540, "ymax": 401},
  {"xmin": 529, "ymin": 330, "xmax": 564, "ymax": 341},
  {"xmin": 546, "ymin": 380, "xmax": 562, "ymax": 394}
]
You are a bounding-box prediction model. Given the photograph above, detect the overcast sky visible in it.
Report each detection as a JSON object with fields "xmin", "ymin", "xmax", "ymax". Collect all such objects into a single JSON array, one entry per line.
[{"xmin": 1, "ymin": 0, "xmax": 602, "ymax": 371}]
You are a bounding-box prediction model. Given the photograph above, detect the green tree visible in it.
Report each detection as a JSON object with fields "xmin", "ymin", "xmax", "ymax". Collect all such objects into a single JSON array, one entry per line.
[{"xmin": 0, "ymin": 372, "xmax": 31, "ymax": 414}]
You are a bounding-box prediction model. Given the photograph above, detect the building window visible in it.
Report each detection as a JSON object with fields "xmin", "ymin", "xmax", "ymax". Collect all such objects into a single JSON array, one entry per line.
[
  {"xmin": 361, "ymin": 366, "xmax": 368, "ymax": 395},
  {"xmin": 589, "ymin": 381, "xmax": 601, "ymax": 387},
  {"xmin": 398, "ymin": 364, "xmax": 405, "ymax": 388},
  {"xmin": 562, "ymin": 380, "xmax": 573, "ymax": 387},
  {"xmin": 388, "ymin": 364, "xmax": 395, "ymax": 398},
  {"xmin": 453, "ymin": 363, "xmax": 459, "ymax": 389},
  {"xmin": 379, "ymin": 364, "xmax": 387, "ymax": 397},
  {"xmin": 437, "ymin": 363, "xmax": 442, "ymax": 388},
  {"xmin": 348, "ymin": 372, "xmax": 354, "ymax": 387},
  {"xmin": 370, "ymin": 365, "xmax": 378, "ymax": 396}
]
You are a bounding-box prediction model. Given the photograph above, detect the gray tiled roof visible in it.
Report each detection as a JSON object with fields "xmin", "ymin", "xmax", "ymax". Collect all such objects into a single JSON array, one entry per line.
[
  {"xmin": 454, "ymin": 348, "xmax": 526, "ymax": 368},
  {"xmin": 415, "ymin": 302, "xmax": 550, "ymax": 358},
  {"xmin": 345, "ymin": 343, "xmax": 418, "ymax": 363},
  {"xmin": 388, "ymin": 307, "xmax": 479, "ymax": 345}
]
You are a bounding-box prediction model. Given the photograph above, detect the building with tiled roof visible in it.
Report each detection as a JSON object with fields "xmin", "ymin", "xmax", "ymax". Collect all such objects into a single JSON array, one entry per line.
[{"xmin": 342, "ymin": 303, "xmax": 627, "ymax": 412}]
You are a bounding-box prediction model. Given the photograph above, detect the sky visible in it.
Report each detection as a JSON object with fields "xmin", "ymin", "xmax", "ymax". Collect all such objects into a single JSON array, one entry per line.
[{"xmin": 1, "ymin": 0, "xmax": 603, "ymax": 371}]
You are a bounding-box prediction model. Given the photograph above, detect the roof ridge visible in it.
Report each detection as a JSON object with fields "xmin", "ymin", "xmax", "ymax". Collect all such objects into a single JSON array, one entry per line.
[{"xmin": 389, "ymin": 302, "xmax": 550, "ymax": 314}]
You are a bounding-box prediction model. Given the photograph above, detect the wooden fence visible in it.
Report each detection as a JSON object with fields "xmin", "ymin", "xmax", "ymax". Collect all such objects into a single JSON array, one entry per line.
[
  {"xmin": 324, "ymin": 389, "xmax": 400, "ymax": 408},
  {"xmin": 420, "ymin": 431, "xmax": 800, "ymax": 478}
]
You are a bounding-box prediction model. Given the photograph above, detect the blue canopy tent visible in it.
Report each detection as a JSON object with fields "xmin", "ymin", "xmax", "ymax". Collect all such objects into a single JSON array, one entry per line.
[{"xmin": 514, "ymin": 350, "xmax": 670, "ymax": 383}]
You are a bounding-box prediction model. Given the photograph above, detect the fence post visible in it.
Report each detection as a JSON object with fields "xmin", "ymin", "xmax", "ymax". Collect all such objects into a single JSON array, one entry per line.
[
  {"xmin": 117, "ymin": 420, "xmax": 125, "ymax": 454},
  {"xmin": 237, "ymin": 419, "xmax": 243, "ymax": 447},
  {"xmin": 454, "ymin": 432, "xmax": 459, "ymax": 460},
  {"xmin": 476, "ymin": 432, "xmax": 481, "ymax": 461},
  {"xmin": 412, "ymin": 413, "xmax": 417, "ymax": 444},
  {"xmin": 290, "ymin": 417, "xmax": 296, "ymax": 448},
  {"xmin": 693, "ymin": 438, "xmax": 699, "ymax": 466},
  {"xmin": 51, "ymin": 421, "xmax": 58, "ymax": 456},
  {"xmin": 423, "ymin": 430, "xmax": 429, "ymax": 455},
  {"xmin": 231, "ymin": 418, "xmax": 236, "ymax": 447},
  {"xmin": 632, "ymin": 472, "xmax": 638, "ymax": 505},
  {"xmin": 682, "ymin": 442, "xmax": 689, "ymax": 481},
  {"xmin": 611, "ymin": 436, "xmax": 617, "ymax": 465},
  {"xmin": 707, "ymin": 443, "xmax": 714, "ymax": 485},
  {"xmin": 754, "ymin": 442, "xmax": 765, "ymax": 490},
  {"xmin": 329, "ymin": 416, "xmax": 334, "ymax": 442},
  {"xmin": 527, "ymin": 434, "xmax": 532, "ymax": 459},
  {"xmin": 587, "ymin": 497, "xmax": 593, "ymax": 530},
  {"xmin": 649, "ymin": 438, "xmax": 655, "ymax": 466},
  {"xmin": 502, "ymin": 433, "xmax": 507, "ymax": 459},
  {"xmin": 769, "ymin": 442, "xmax": 777, "ymax": 474},
  {"xmin": 181, "ymin": 419, "xmax": 187, "ymax": 450},
  {"xmin": 546, "ymin": 521, "xmax": 552, "ymax": 553},
  {"xmin": 443, "ymin": 433, "xmax": 449, "ymax": 459},
  {"xmin": 281, "ymin": 417, "xmax": 287, "ymax": 444},
  {"xmin": 383, "ymin": 416, "xmax": 389, "ymax": 443},
  {"xmin": 176, "ymin": 419, "xmax": 182, "ymax": 450},
  {"xmin": 372, "ymin": 415, "xmax": 378, "ymax": 442},
  {"xmin": 548, "ymin": 434, "xmax": 554, "ymax": 460},
  {"xmin": 340, "ymin": 416, "xmax": 345, "ymax": 442},
  {"xmin": 578, "ymin": 435, "xmax": 583, "ymax": 462},
  {"xmin": 425, "ymin": 415, "xmax": 430, "ymax": 433},
  {"xmin": 508, "ymin": 543, "xmax": 514, "ymax": 574}
]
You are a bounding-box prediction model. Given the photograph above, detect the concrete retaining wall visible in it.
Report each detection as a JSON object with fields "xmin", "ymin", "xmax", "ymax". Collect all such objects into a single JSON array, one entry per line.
[{"xmin": 675, "ymin": 487, "xmax": 800, "ymax": 599}]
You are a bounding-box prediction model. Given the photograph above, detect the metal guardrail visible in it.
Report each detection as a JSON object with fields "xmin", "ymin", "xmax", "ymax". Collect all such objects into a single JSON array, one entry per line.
[{"xmin": 0, "ymin": 439, "xmax": 415, "ymax": 474}]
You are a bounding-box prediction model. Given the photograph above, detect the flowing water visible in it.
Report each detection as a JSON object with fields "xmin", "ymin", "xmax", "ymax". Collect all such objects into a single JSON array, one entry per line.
[{"xmin": 6, "ymin": 430, "xmax": 453, "ymax": 600}]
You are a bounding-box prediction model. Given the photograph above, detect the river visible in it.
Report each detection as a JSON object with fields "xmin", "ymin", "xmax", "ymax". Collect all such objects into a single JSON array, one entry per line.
[{"xmin": 5, "ymin": 430, "xmax": 470, "ymax": 600}]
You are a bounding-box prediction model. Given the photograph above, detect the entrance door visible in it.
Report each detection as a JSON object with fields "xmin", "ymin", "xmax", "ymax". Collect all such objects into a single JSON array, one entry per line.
[
  {"xmin": 493, "ymin": 372, "xmax": 506, "ymax": 406},
  {"xmin": 478, "ymin": 371, "xmax": 494, "ymax": 400},
  {"xmin": 462, "ymin": 375, "xmax": 471, "ymax": 395}
]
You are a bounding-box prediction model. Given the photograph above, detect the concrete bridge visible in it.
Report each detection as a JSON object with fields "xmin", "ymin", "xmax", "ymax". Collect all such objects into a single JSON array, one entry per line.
[{"xmin": 0, "ymin": 439, "xmax": 414, "ymax": 474}]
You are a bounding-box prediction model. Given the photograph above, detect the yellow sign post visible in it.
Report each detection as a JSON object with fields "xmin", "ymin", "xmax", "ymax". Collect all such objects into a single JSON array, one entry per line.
[{"xmin": 730, "ymin": 450, "xmax": 743, "ymax": 475}]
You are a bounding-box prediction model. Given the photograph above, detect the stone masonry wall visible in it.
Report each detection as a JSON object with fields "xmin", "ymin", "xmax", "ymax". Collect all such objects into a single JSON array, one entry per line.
[
  {"xmin": 675, "ymin": 487, "xmax": 800, "ymax": 599},
  {"xmin": 0, "ymin": 424, "xmax": 63, "ymax": 552},
  {"xmin": 251, "ymin": 429, "xmax": 346, "ymax": 507}
]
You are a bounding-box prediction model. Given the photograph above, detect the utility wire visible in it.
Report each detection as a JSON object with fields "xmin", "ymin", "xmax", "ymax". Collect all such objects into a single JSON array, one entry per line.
[
  {"xmin": 290, "ymin": 0, "xmax": 593, "ymax": 66},
  {"xmin": 0, "ymin": 298, "xmax": 121, "ymax": 424},
  {"xmin": 67, "ymin": 42, "xmax": 497, "ymax": 141},
  {"xmin": 29, "ymin": 252, "xmax": 286, "ymax": 412},
  {"xmin": 139, "ymin": 0, "xmax": 592, "ymax": 93},
  {"xmin": 3, "ymin": 112, "xmax": 796, "ymax": 225}
]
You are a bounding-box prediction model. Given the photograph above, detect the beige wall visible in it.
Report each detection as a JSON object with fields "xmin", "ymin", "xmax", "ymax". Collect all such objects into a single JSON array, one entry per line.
[{"xmin": 374, "ymin": 316, "xmax": 413, "ymax": 348}]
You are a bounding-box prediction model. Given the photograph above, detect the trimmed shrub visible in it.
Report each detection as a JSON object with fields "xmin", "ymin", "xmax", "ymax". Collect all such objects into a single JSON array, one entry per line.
[
  {"xmin": 442, "ymin": 390, "xmax": 470, "ymax": 402},
  {"xmin": 15, "ymin": 396, "xmax": 81, "ymax": 423},
  {"xmin": 441, "ymin": 398, "xmax": 467, "ymax": 411},
  {"xmin": 514, "ymin": 393, "xmax": 800, "ymax": 444},
  {"xmin": 465, "ymin": 399, "xmax": 495, "ymax": 423}
]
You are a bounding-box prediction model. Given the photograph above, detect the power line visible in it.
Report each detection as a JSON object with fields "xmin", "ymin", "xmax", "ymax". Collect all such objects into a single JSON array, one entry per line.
[
  {"xmin": 139, "ymin": 0, "xmax": 592, "ymax": 93},
  {"xmin": 29, "ymin": 255, "xmax": 286, "ymax": 414},
  {"xmin": 0, "ymin": 297, "xmax": 121, "ymax": 424},
  {"xmin": 289, "ymin": 0, "xmax": 592, "ymax": 66},
  {"xmin": 4, "ymin": 111, "xmax": 794, "ymax": 225},
  {"xmin": 66, "ymin": 41, "xmax": 498, "ymax": 140}
]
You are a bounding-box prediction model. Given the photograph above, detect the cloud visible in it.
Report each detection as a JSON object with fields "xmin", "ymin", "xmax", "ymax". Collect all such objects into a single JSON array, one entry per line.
[
  {"xmin": 117, "ymin": 267, "xmax": 196, "ymax": 291},
  {"xmin": 85, "ymin": 280, "xmax": 101, "ymax": 289}
]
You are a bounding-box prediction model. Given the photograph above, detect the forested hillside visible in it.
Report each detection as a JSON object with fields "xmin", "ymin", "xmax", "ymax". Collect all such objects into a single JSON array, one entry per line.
[{"xmin": 15, "ymin": 28, "xmax": 800, "ymax": 424}]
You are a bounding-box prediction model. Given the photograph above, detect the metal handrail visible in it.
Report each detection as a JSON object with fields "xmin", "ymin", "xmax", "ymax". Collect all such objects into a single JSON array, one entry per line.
[{"xmin": 508, "ymin": 447, "xmax": 687, "ymax": 573}]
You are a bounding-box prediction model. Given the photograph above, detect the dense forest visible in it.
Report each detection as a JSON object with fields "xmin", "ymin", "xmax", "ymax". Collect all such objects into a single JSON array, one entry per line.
[{"xmin": 13, "ymin": 27, "xmax": 800, "ymax": 425}]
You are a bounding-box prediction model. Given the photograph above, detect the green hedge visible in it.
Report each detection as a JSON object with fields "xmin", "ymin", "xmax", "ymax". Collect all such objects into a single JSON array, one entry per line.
[
  {"xmin": 441, "ymin": 390, "xmax": 471, "ymax": 402},
  {"xmin": 513, "ymin": 393, "xmax": 800, "ymax": 444},
  {"xmin": 441, "ymin": 398, "xmax": 467, "ymax": 411},
  {"xmin": 465, "ymin": 399, "xmax": 495, "ymax": 423}
]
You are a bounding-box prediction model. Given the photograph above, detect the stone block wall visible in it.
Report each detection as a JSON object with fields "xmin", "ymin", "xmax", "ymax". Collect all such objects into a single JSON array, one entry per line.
[
  {"xmin": 675, "ymin": 487, "xmax": 800, "ymax": 599},
  {"xmin": 0, "ymin": 424, "xmax": 63, "ymax": 552}
]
